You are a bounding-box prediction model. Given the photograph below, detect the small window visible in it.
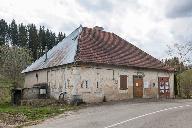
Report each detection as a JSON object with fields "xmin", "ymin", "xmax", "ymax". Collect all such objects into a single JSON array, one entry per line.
[
  {"xmin": 36, "ymin": 73, "xmax": 38, "ymax": 82},
  {"xmin": 64, "ymin": 82, "xmax": 67, "ymax": 89},
  {"xmin": 40, "ymin": 88, "xmax": 46, "ymax": 94},
  {"xmin": 85, "ymin": 80, "xmax": 88, "ymax": 88},
  {"xmin": 113, "ymin": 70, "xmax": 115, "ymax": 80},
  {"xmin": 81, "ymin": 82, "xmax": 83, "ymax": 88},
  {"xmin": 97, "ymin": 82, "xmax": 99, "ymax": 88},
  {"xmin": 36, "ymin": 73, "xmax": 38, "ymax": 78}
]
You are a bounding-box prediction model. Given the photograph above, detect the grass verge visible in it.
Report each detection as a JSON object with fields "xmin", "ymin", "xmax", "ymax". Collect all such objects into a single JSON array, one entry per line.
[{"xmin": 0, "ymin": 103, "xmax": 78, "ymax": 127}]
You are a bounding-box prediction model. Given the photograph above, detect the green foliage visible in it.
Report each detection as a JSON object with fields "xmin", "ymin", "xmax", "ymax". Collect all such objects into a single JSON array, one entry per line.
[
  {"xmin": 0, "ymin": 87, "xmax": 11, "ymax": 104},
  {"xmin": 163, "ymin": 57, "xmax": 186, "ymax": 96},
  {"xmin": 164, "ymin": 57, "xmax": 186, "ymax": 72},
  {"xmin": 0, "ymin": 45, "xmax": 32, "ymax": 86},
  {"xmin": 0, "ymin": 19, "xmax": 66, "ymax": 61},
  {"xmin": 9, "ymin": 20, "xmax": 19, "ymax": 46},
  {"xmin": 177, "ymin": 69, "xmax": 192, "ymax": 98},
  {"xmin": 28, "ymin": 24, "xmax": 39, "ymax": 61},
  {"xmin": 0, "ymin": 19, "xmax": 8, "ymax": 45},
  {"xmin": 0, "ymin": 75, "xmax": 13, "ymax": 103},
  {"xmin": 57, "ymin": 32, "xmax": 65, "ymax": 43},
  {"xmin": 18, "ymin": 23, "xmax": 28, "ymax": 47}
]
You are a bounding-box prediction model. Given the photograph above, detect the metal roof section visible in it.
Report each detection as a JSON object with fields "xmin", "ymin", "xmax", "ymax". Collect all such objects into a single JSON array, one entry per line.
[
  {"xmin": 22, "ymin": 26, "xmax": 82, "ymax": 73},
  {"xmin": 22, "ymin": 25, "xmax": 174, "ymax": 73}
]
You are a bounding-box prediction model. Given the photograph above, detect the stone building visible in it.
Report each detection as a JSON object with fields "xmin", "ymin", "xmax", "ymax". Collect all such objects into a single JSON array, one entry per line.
[{"xmin": 22, "ymin": 26, "xmax": 175, "ymax": 103}]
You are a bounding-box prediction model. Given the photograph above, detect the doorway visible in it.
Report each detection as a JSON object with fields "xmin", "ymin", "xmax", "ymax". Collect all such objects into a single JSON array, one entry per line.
[
  {"xmin": 158, "ymin": 77, "xmax": 170, "ymax": 98},
  {"xmin": 133, "ymin": 75, "xmax": 143, "ymax": 98}
]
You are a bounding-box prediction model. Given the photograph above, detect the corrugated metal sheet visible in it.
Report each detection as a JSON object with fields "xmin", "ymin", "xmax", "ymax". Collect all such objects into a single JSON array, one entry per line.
[{"xmin": 22, "ymin": 26, "xmax": 82, "ymax": 73}]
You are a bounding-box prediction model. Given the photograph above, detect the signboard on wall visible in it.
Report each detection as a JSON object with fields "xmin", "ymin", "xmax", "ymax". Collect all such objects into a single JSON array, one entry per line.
[{"xmin": 144, "ymin": 81, "xmax": 149, "ymax": 88}]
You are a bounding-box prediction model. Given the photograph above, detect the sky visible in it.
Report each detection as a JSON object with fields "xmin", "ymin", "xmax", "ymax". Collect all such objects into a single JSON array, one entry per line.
[{"xmin": 0, "ymin": 0, "xmax": 192, "ymax": 59}]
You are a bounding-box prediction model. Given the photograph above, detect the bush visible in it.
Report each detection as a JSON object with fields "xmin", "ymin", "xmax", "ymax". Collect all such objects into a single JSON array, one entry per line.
[
  {"xmin": 0, "ymin": 87, "xmax": 12, "ymax": 104},
  {"xmin": 177, "ymin": 69, "xmax": 192, "ymax": 98}
]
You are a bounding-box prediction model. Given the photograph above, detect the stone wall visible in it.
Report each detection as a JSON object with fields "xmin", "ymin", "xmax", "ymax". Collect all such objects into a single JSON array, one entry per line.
[
  {"xmin": 22, "ymin": 88, "xmax": 39, "ymax": 100},
  {"xmin": 24, "ymin": 64, "xmax": 174, "ymax": 103}
]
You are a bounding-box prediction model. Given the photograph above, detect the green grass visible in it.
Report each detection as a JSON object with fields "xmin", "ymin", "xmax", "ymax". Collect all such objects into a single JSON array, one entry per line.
[
  {"xmin": 0, "ymin": 103, "xmax": 77, "ymax": 126},
  {"xmin": 0, "ymin": 75, "xmax": 78, "ymax": 126}
]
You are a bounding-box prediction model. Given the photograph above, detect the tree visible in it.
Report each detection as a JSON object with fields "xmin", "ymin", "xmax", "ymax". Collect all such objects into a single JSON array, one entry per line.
[
  {"xmin": 57, "ymin": 32, "xmax": 65, "ymax": 43},
  {"xmin": 0, "ymin": 19, "xmax": 8, "ymax": 45},
  {"xmin": 167, "ymin": 42, "xmax": 192, "ymax": 97},
  {"xmin": 45, "ymin": 29, "xmax": 52, "ymax": 50},
  {"xmin": 0, "ymin": 18, "xmax": 66, "ymax": 61},
  {"xmin": 9, "ymin": 19, "xmax": 19, "ymax": 46},
  {"xmin": 167, "ymin": 42, "xmax": 192, "ymax": 64},
  {"xmin": 0, "ymin": 45, "xmax": 32, "ymax": 87},
  {"xmin": 28, "ymin": 24, "xmax": 39, "ymax": 61},
  {"xmin": 178, "ymin": 70, "xmax": 192, "ymax": 98},
  {"xmin": 50, "ymin": 31, "xmax": 57, "ymax": 47},
  {"xmin": 38, "ymin": 26, "xmax": 46, "ymax": 56},
  {"xmin": 164, "ymin": 57, "xmax": 186, "ymax": 95},
  {"xmin": 18, "ymin": 23, "xmax": 28, "ymax": 47},
  {"xmin": 164, "ymin": 57, "xmax": 186, "ymax": 72}
]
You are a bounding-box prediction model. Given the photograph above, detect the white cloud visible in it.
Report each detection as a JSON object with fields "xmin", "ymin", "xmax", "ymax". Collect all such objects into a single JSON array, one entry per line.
[{"xmin": 0, "ymin": 0, "xmax": 191, "ymax": 59}]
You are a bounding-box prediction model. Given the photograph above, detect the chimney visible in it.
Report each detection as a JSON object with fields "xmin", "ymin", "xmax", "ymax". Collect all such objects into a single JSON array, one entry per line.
[
  {"xmin": 93, "ymin": 26, "xmax": 104, "ymax": 31},
  {"xmin": 44, "ymin": 46, "xmax": 48, "ymax": 62}
]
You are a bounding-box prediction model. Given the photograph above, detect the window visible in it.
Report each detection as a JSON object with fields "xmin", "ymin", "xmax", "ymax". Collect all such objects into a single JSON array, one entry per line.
[
  {"xmin": 40, "ymin": 88, "xmax": 46, "ymax": 94},
  {"xmin": 85, "ymin": 80, "xmax": 88, "ymax": 88},
  {"xmin": 64, "ymin": 81, "xmax": 67, "ymax": 89},
  {"xmin": 113, "ymin": 70, "xmax": 115, "ymax": 80},
  {"xmin": 97, "ymin": 82, "xmax": 99, "ymax": 88},
  {"xmin": 36, "ymin": 73, "xmax": 38, "ymax": 82},
  {"xmin": 33, "ymin": 83, "xmax": 49, "ymax": 99},
  {"xmin": 81, "ymin": 82, "xmax": 83, "ymax": 88},
  {"xmin": 120, "ymin": 75, "xmax": 128, "ymax": 90}
]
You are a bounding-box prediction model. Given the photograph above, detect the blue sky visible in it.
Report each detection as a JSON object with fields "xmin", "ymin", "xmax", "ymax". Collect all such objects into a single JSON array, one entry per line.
[{"xmin": 0, "ymin": 0, "xmax": 192, "ymax": 59}]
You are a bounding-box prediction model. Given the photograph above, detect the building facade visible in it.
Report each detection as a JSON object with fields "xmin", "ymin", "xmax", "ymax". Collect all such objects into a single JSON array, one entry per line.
[{"xmin": 22, "ymin": 26, "xmax": 174, "ymax": 103}]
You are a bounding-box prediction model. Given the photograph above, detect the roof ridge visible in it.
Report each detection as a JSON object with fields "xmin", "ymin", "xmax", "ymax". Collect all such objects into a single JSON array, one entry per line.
[{"xmin": 22, "ymin": 26, "xmax": 174, "ymax": 73}]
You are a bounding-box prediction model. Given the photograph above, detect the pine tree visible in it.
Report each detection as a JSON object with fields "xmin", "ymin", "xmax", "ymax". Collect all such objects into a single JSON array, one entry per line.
[
  {"xmin": 9, "ymin": 19, "xmax": 19, "ymax": 46},
  {"xmin": 0, "ymin": 18, "xmax": 66, "ymax": 60},
  {"xmin": 45, "ymin": 29, "xmax": 52, "ymax": 50},
  {"xmin": 38, "ymin": 26, "xmax": 46, "ymax": 56},
  {"xmin": 0, "ymin": 19, "xmax": 8, "ymax": 45},
  {"xmin": 50, "ymin": 32, "xmax": 56, "ymax": 47},
  {"xmin": 28, "ymin": 24, "xmax": 39, "ymax": 61},
  {"xmin": 18, "ymin": 23, "xmax": 28, "ymax": 47},
  {"xmin": 57, "ymin": 32, "xmax": 65, "ymax": 43}
]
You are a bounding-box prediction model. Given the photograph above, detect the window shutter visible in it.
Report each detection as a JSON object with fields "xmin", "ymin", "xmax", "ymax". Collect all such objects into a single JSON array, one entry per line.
[{"xmin": 120, "ymin": 75, "xmax": 128, "ymax": 90}]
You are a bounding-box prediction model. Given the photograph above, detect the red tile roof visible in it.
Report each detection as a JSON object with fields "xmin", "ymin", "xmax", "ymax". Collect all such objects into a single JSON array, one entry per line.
[{"xmin": 76, "ymin": 27, "xmax": 174, "ymax": 71}]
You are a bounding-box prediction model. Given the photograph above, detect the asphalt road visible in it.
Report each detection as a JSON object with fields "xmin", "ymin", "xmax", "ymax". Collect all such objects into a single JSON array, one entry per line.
[{"xmin": 28, "ymin": 99, "xmax": 192, "ymax": 128}]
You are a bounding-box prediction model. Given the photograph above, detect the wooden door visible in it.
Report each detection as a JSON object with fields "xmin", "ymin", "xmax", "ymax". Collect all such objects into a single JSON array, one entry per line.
[
  {"xmin": 158, "ymin": 77, "xmax": 170, "ymax": 98},
  {"xmin": 133, "ymin": 76, "xmax": 143, "ymax": 98}
]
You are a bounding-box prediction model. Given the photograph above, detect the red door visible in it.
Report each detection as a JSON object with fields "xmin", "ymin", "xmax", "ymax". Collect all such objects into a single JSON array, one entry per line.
[{"xmin": 158, "ymin": 77, "xmax": 170, "ymax": 98}]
